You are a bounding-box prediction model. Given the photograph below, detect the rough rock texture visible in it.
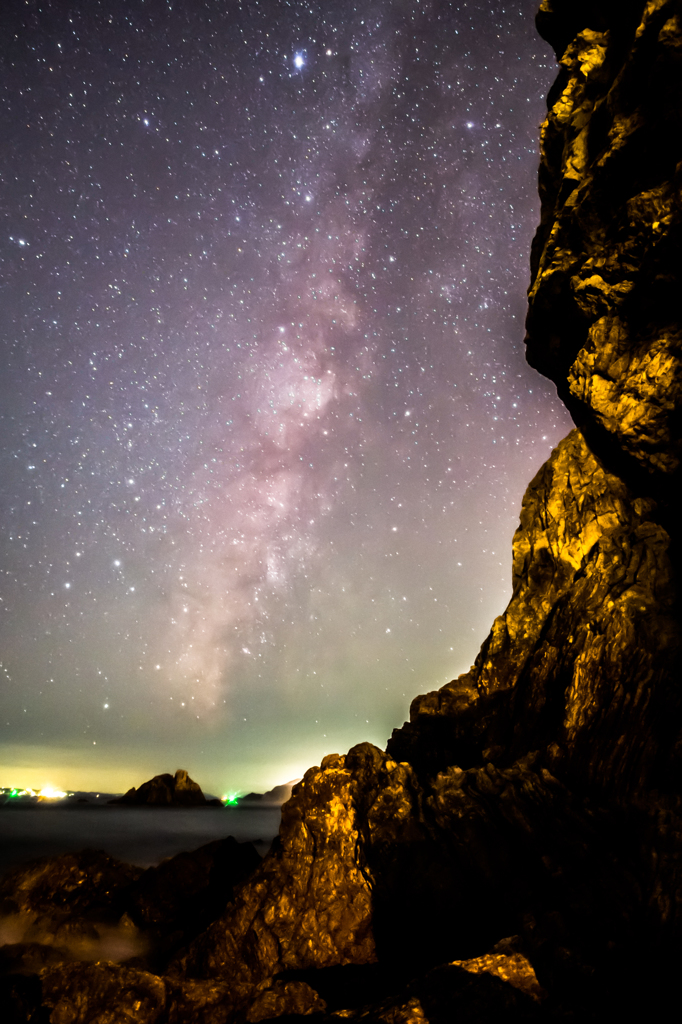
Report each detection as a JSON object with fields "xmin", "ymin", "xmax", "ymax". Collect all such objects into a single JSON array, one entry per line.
[
  {"xmin": 112, "ymin": 768, "xmax": 210, "ymax": 806},
  {"xmin": 4, "ymin": 3, "xmax": 682, "ymax": 1021},
  {"xmin": 37, "ymin": 962, "xmax": 236, "ymax": 1024},
  {"xmin": 171, "ymin": 741, "xmax": 676, "ymax": 1018},
  {"xmin": 528, "ymin": 0, "xmax": 682, "ymax": 481},
  {"xmin": 171, "ymin": 753, "xmax": 376, "ymax": 1012},
  {"xmin": 0, "ymin": 839, "xmax": 261, "ymax": 1021},
  {"xmin": 0, "ymin": 849, "xmax": 143, "ymax": 951},
  {"xmin": 388, "ymin": 427, "xmax": 681, "ymax": 801}
]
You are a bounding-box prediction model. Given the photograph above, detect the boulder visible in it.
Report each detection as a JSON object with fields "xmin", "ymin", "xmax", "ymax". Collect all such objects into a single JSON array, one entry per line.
[
  {"xmin": 0, "ymin": 847, "xmax": 142, "ymax": 929},
  {"xmin": 0, "ymin": 837, "xmax": 260, "ymax": 976}
]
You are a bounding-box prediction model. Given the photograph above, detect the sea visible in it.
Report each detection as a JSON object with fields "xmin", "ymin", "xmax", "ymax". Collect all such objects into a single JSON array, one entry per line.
[{"xmin": 0, "ymin": 805, "xmax": 283, "ymax": 877}]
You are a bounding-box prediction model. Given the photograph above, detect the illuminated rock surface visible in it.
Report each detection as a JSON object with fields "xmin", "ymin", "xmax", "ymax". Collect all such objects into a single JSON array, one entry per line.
[{"xmin": 2, "ymin": 2, "xmax": 682, "ymax": 1021}]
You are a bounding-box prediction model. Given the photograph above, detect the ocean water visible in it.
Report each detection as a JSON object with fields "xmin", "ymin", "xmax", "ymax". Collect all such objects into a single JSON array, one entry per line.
[{"xmin": 0, "ymin": 806, "xmax": 282, "ymax": 877}]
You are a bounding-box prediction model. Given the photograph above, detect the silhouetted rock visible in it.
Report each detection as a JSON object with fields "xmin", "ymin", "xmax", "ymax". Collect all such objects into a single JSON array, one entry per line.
[
  {"xmin": 0, "ymin": 847, "xmax": 142, "ymax": 927},
  {"xmin": 0, "ymin": 972, "xmax": 43, "ymax": 1024},
  {"xmin": 125, "ymin": 836, "xmax": 261, "ymax": 969},
  {"xmin": 297, "ymin": 957, "xmax": 544, "ymax": 1024},
  {"xmin": 111, "ymin": 768, "xmax": 209, "ymax": 806},
  {"xmin": 0, "ymin": 836, "xmax": 261, "ymax": 981},
  {"xmin": 238, "ymin": 781, "xmax": 301, "ymax": 806}
]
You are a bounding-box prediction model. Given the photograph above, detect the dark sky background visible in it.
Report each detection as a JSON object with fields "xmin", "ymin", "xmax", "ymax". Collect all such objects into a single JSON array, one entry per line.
[{"xmin": 0, "ymin": 0, "xmax": 571, "ymax": 796}]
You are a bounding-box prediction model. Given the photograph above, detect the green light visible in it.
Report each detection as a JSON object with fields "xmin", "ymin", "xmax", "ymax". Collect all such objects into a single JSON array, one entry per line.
[{"xmin": 222, "ymin": 791, "xmax": 240, "ymax": 806}]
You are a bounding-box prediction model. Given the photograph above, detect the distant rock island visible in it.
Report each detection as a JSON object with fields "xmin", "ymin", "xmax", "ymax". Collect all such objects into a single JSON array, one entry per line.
[
  {"xmin": 237, "ymin": 780, "xmax": 300, "ymax": 806},
  {"xmin": 109, "ymin": 769, "xmax": 220, "ymax": 807}
]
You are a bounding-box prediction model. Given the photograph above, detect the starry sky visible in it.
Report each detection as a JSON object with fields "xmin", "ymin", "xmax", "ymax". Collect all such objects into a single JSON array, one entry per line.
[{"xmin": 0, "ymin": 0, "xmax": 571, "ymax": 796}]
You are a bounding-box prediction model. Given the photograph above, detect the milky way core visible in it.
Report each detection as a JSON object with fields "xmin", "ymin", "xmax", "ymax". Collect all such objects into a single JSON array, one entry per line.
[{"xmin": 0, "ymin": 0, "xmax": 571, "ymax": 794}]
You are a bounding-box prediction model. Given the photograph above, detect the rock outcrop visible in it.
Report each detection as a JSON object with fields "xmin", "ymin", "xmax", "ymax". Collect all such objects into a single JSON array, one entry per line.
[
  {"xmin": 111, "ymin": 769, "xmax": 212, "ymax": 806},
  {"xmin": 0, "ymin": 840, "xmax": 261, "ymax": 1022},
  {"xmin": 0, "ymin": 849, "xmax": 143, "ymax": 952},
  {"xmin": 3, "ymin": 3, "xmax": 681, "ymax": 1021}
]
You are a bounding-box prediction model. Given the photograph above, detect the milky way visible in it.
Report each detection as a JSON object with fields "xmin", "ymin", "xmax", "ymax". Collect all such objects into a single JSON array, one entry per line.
[{"xmin": 0, "ymin": 0, "xmax": 571, "ymax": 794}]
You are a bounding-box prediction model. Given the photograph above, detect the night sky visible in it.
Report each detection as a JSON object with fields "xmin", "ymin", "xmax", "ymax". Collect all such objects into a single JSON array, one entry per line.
[{"xmin": 0, "ymin": 0, "xmax": 571, "ymax": 796}]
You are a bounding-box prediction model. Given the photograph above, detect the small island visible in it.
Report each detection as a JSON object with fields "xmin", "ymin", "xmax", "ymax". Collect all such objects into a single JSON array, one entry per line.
[{"xmin": 108, "ymin": 769, "xmax": 222, "ymax": 807}]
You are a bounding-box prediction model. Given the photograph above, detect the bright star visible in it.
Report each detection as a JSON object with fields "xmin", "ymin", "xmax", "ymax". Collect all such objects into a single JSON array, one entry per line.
[{"xmin": 294, "ymin": 53, "xmax": 304, "ymax": 69}]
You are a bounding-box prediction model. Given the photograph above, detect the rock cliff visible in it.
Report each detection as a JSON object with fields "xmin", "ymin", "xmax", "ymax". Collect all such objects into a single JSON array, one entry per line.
[{"xmin": 2, "ymin": 3, "xmax": 681, "ymax": 1021}]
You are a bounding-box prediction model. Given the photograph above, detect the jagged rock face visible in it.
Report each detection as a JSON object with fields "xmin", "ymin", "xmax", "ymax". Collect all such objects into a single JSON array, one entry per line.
[
  {"xmin": 173, "ymin": 754, "xmax": 376, "ymax": 1008},
  {"xmin": 37, "ymin": 962, "xmax": 232, "ymax": 1024},
  {"xmin": 388, "ymin": 428, "xmax": 682, "ymax": 800},
  {"xmin": 171, "ymin": 742, "xmax": 665, "ymax": 1019},
  {"xmin": 527, "ymin": 0, "xmax": 682, "ymax": 480}
]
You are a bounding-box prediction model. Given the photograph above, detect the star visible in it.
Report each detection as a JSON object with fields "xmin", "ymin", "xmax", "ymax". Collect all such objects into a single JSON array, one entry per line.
[{"xmin": 0, "ymin": 0, "xmax": 571, "ymax": 796}]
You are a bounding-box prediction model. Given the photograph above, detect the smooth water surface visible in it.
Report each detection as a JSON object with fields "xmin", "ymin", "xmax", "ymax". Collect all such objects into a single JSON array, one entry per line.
[{"xmin": 0, "ymin": 806, "xmax": 282, "ymax": 876}]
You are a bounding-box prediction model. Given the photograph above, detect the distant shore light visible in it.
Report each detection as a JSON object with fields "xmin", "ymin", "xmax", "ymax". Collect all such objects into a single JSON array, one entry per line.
[{"xmin": 38, "ymin": 786, "xmax": 67, "ymax": 800}]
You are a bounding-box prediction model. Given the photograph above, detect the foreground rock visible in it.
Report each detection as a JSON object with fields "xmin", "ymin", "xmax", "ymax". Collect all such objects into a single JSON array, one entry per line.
[
  {"xmin": 111, "ymin": 768, "xmax": 218, "ymax": 806},
  {"xmin": 388, "ymin": 427, "xmax": 680, "ymax": 801},
  {"xmin": 0, "ymin": 848, "xmax": 142, "ymax": 952},
  {"xmin": 126, "ymin": 836, "xmax": 261, "ymax": 970},
  {"xmin": 0, "ymin": 838, "xmax": 261, "ymax": 1021}
]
